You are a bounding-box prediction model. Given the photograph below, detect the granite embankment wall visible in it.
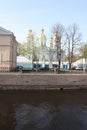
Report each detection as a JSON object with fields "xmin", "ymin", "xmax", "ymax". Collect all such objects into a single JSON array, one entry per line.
[{"xmin": 0, "ymin": 73, "xmax": 87, "ymax": 90}]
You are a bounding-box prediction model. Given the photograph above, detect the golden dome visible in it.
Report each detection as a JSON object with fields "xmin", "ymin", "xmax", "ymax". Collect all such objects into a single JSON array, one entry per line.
[
  {"xmin": 41, "ymin": 28, "xmax": 44, "ymax": 32},
  {"xmin": 27, "ymin": 29, "xmax": 34, "ymax": 38},
  {"xmin": 40, "ymin": 34, "xmax": 46, "ymax": 39},
  {"xmin": 53, "ymin": 34, "xmax": 60, "ymax": 41},
  {"xmin": 39, "ymin": 28, "xmax": 46, "ymax": 39},
  {"xmin": 49, "ymin": 37, "xmax": 53, "ymax": 44}
]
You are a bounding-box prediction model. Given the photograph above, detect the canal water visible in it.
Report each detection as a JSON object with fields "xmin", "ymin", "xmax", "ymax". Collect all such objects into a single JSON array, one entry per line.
[{"xmin": 0, "ymin": 89, "xmax": 87, "ymax": 130}]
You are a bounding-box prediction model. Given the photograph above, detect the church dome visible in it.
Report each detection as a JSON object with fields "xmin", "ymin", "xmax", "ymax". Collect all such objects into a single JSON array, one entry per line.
[
  {"xmin": 49, "ymin": 37, "xmax": 53, "ymax": 44},
  {"xmin": 39, "ymin": 28, "xmax": 46, "ymax": 39},
  {"xmin": 27, "ymin": 29, "xmax": 34, "ymax": 38}
]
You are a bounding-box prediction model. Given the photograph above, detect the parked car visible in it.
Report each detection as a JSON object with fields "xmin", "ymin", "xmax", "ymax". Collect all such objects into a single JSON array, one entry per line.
[
  {"xmin": 13, "ymin": 66, "xmax": 23, "ymax": 72},
  {"xmin": 71, "ymin": 66, "xmax": 83, "ymax": 70},
  {"xmin": 75, "ymin": 67, "xmax": 83, "ymax": 70}
]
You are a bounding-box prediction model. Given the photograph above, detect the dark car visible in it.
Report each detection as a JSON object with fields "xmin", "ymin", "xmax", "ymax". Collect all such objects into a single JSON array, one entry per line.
[{"xmin": 14, "ymin": 66, "xmax": 23, "ymax": 72}]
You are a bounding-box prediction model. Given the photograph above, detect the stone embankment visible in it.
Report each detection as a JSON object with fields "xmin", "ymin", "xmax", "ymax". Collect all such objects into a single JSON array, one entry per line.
[{"xmin": 0, "ymin": 73, "xmax": 87, "ymax": 90}]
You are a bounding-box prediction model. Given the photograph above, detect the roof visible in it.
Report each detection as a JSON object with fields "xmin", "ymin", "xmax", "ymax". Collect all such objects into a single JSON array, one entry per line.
[
  {"xmin": 72, "ymin": 58, "xmax": 87, "ymax": 66},
  {"xmin": 0, "ymin": 26, "xmax": 13, "ymax": 35},
  {"xmin": 17, "ymin": 55, "xmax": 32, "ymax": 63}
]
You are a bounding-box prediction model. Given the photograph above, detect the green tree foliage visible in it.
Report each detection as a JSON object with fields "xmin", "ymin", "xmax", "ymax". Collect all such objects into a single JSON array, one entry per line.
[
  {"xmin": 79, "ymin": 43, "xmax": 87, "ymax": 58},
  {"xmin": 17, "ymin": 37, "xmax": 40, "ymax": 63},
  {"xmin": 17, "ymin": 42, "xmax": 28, "ymax": 56},
  {"xmin": 17, "ymin": 42, "xmax": 21, "ymax": 56},
  {"xmin": 26, "ymin": 35, "xmax": 40, "ymax": 62}
]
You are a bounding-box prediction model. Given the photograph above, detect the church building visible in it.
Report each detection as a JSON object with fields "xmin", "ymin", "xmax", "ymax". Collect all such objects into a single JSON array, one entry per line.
[{"xmin": 27, "ymin": 28, "xmax": 49, "ymax": 68}]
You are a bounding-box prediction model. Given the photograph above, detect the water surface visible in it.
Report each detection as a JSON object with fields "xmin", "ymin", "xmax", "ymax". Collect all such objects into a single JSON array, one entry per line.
[{"xmin": 0, "ymin": 89, "xmax": 87, "ymax": 130}]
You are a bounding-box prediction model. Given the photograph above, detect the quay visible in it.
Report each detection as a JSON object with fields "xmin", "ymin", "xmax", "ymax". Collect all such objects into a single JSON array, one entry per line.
[{"xmin": 0, "ymin": 73, "xmax": 87, "ymax": 90}]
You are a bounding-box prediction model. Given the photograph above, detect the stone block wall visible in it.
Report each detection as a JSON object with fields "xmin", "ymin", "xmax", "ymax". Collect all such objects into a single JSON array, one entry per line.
[{"xmin": 0, "ymin": 73, "xmax": 87, "ymax": 90}]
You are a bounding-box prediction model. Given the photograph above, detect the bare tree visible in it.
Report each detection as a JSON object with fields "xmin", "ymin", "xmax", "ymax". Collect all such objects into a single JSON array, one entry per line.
[
  {"xmin": 51, "ymin": 23, "xmax": 65, "ymax": 71},
  {"xmin": 65, "ymin": 23, "xmax": 81, "ymax": 69}
]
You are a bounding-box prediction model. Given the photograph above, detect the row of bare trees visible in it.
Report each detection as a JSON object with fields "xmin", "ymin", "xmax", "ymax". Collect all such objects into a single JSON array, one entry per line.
[{"xmin": 52, "ymin": 23, "xmax": 82, "ymax": 69}]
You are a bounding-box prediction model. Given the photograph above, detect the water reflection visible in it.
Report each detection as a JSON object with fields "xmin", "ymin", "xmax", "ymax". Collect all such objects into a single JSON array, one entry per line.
[
  {"xmin": 0, "ymin": 90, "xmax": 87, "ymax": 130},
  {"xmin": 14, "ymin": 103, "xmax": 52, "ymax": 130},
  {"xmin": 14, "ymin": 103, "xmax": 87, "ymax": 130}
]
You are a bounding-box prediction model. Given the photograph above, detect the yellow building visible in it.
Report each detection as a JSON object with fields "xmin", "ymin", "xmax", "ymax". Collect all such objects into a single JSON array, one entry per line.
[{"xmin": 0, "ymin": 27, "xmax": 17, "ymax": 72}]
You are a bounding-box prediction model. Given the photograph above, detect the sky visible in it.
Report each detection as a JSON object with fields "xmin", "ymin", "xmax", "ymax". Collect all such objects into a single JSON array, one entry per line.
[{"xmin": 0, "ymin": 0, "xmax": 87, "ymax": 43}]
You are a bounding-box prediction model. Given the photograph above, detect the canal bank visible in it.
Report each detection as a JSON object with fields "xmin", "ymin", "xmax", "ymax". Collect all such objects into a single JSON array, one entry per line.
[{"xmin": 0, "ymin": 73, "xmax": 87, "ymax": 90}]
